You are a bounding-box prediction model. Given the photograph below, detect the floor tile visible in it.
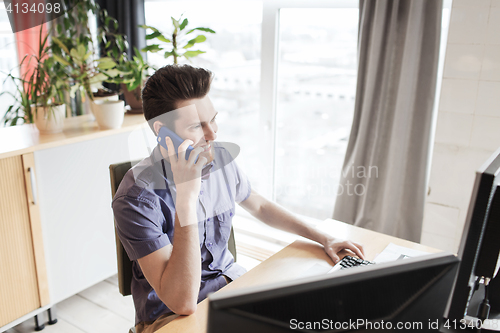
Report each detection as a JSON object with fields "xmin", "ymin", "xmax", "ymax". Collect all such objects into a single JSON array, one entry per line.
[
  {"xmin": 105, "ymin": 275, "xmax": 119, "ymax": 286},
  {"xmin": 55, "ymin": 295, "xmax": 133, "ymax": 333},
  {"xmin": 12, "ymin": 317, "xmax": 84, "ymax": 333},
  {"xmin": 78, "ymin": 280, "xmax": 135, "ymax": 322}
]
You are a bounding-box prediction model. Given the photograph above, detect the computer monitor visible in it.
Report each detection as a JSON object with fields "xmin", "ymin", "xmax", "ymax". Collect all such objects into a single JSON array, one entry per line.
[
  {"xmin": 442, "ymin": 148, "xmax": 500, "ymax": 331},
  {"xmin": 207, "ymin": 252, "xmax": 459, "ymax": 332}
]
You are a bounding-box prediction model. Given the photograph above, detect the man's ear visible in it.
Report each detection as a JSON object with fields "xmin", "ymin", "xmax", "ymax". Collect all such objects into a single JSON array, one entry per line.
[{"xmin": 153, "ymin": 121, "xmax": 164, "ymax": 136}]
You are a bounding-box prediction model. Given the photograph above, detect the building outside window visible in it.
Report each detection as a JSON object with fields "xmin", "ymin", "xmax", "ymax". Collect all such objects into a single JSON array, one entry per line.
[{"xmin": 144, "ymin": 0, "xmax": 359, "ymax": 224}]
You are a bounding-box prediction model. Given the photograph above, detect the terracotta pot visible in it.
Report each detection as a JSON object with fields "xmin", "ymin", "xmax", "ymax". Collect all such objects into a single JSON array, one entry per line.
[
  {"xmin": 32, "ymin": 104, "xmax": 66, "ymax": 134},
  {"xmin": 93, "ymin": 93, "xmax": 120, "ymax": 103},
  {"xmin": 121, "ymin": 83, "xmax": 143, "ymax": 114}
]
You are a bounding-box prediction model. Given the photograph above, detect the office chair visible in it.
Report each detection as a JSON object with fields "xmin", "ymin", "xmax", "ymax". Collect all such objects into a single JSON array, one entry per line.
[{"xmin": 109, "ymin": 160, "xmax": 238, "ymax": 297}]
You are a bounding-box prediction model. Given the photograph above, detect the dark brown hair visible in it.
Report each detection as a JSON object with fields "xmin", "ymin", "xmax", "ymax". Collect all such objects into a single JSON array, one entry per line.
[{"xmin": 142, "ymin": 64, "xmax": 213, "ymax": 133}]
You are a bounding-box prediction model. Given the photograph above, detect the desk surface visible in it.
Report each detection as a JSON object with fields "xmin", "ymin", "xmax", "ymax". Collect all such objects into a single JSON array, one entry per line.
[{"xmin": 156, "ymin": 219, "xmax": 440, "ymax": 333}]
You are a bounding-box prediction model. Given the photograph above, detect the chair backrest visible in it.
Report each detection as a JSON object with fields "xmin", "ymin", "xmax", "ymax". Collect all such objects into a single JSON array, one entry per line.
[
  {"xmin": 109, "ymin": 160, "xmax": 237, "ymax": 297},
  {"xmin": 110, "ymin": 161, "xmax": 139, "ymax": 296}
]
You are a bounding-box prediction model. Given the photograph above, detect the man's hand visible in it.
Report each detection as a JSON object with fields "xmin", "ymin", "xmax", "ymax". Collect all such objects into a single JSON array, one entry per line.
[
  {"xmin": 164, "ymin": 136, "xmax": 207, "ymax": 204},
  {"xmin": 322, "ymin": 236, "xmax": 365, "ymax": 264}
]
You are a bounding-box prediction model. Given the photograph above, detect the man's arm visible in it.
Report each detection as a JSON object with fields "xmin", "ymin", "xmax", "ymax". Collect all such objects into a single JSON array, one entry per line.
[
  {"xmin": 239, "ymin": 189, "xmax": 365, "ymax": 263},
  {"xmin": 137, "ymin": 138, "xmax": 207, "ymax": 315},
  {"xmin": 137, "ymin": 206, "xmax": 200, "ymax": 315}
]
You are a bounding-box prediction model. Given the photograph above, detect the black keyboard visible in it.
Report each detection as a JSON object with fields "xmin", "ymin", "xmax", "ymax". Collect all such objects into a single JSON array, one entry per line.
[{"xmin": 328, "ymin": 255, "xmax": 375, "ymax": 273}]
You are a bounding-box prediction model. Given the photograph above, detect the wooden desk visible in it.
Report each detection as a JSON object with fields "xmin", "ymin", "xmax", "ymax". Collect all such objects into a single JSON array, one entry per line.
[{"xmin": 156, "ymin": 219, "xmax": 440, "ymax": 333}]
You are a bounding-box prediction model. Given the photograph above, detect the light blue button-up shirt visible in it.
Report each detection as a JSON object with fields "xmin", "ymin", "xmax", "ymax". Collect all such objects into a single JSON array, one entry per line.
[{"xmin": 112, "ymin": 142, "xmax": 250, "ymax": 325}]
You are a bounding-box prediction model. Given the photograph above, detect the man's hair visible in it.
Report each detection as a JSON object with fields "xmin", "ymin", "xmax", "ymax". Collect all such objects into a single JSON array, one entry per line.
[{"xmin": 142, "ymin": 64, "xmax": 213, "ymax": 132}]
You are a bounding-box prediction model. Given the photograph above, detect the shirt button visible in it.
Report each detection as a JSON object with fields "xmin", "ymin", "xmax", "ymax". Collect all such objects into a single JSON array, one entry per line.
[
  {"xmin": 230, "ymin": 212, "xmax": 233, "ymax": 217},
  {"xmin": 208, "ymin": 242, "xmax": 213, "ymax": 247},
  {"xmin": 200, "ymin": 190, "xmax": 203, "ymax": 195}
]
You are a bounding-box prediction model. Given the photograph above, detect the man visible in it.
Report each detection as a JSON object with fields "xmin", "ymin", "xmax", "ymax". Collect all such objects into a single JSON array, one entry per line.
[{"xmin": 112, "ymin": 64, "xmax": 365, "ymax": 333}]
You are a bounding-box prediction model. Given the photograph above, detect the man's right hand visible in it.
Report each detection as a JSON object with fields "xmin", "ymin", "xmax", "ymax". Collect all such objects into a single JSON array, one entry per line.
[{"xmin": 164, "ymin": 136, "xmax": 207, "ymax": 203}]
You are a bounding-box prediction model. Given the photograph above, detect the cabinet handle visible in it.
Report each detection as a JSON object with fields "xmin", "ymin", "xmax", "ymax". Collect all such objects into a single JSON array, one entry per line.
[{"xmin": 28, "ymin": 167, "xmax": 37, "ymax": 205}]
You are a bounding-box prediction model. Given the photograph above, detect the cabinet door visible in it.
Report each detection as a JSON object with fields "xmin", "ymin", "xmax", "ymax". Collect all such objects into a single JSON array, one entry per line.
[
  {"xmin": 34, "ymin": 132, "xmax": 146, "ymax": 303},
  {"xmin": 0, "ymin": 154, "xmax": 48, "ymax": 327}
]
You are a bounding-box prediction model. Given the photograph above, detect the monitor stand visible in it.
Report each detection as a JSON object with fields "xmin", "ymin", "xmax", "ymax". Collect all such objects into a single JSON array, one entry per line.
[{"xmin": 465, "ymin": 284, "xmax": 500, "ymax": 331}]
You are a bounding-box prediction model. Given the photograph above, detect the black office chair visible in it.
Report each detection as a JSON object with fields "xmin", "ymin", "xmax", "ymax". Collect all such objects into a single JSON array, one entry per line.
[{"xmin": 109, "ymin": 161, "xmax": 238, "ymax": 297}]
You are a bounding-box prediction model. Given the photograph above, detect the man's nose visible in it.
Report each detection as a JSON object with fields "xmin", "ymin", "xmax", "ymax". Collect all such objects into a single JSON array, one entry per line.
[{"xmin": 204, "ymin": 124, "xmax": 217, "ymax": 141}]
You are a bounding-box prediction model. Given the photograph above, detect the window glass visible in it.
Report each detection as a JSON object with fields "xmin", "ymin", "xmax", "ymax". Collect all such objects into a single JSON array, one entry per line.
[
  {"xmin": 275, "ymin": 8, "xmax": 359, "ymax": 219},
  {"xmin": 144, "ymin": 0, "xmax": 263, "ymax": 190}
]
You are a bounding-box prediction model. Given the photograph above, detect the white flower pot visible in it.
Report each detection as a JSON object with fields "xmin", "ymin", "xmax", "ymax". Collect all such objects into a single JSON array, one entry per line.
[
  {"xmin": 33, "ymin": 104, "xmax": 66, "ymax": 134},
  {"xmin": 91, "ymin": 100, "xmax": 125, "ymax": 129}
]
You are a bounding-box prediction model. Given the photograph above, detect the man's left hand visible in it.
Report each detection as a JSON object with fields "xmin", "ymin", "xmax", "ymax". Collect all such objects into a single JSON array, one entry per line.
[{"xmin": 322, "ymin": 237, "xmax": 365, "ymax": 264}]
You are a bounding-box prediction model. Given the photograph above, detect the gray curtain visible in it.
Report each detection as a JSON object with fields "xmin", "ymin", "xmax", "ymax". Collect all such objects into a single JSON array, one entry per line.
[
  {"xmin": 332, "ymin": 0, "xmax": 442, "ymax": 242},
  {"xmin": 97, "ymin": 0, "xmax": 147, "ymax": 60}
]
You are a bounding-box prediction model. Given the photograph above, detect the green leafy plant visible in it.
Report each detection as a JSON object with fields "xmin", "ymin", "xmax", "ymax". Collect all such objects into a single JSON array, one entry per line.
[
  {"xmin": 98, "ymin": 12, "xmax": 151, "ymax": 94},
  {"xmin": 51, "ymin": 36, "xmax": 118, "ymax": 100},
  {"xmin": 1, "ymin": 25, "xmax": 67, "ymax": 126},
  {"xmin": 50, "ymin": 0, "xmax": 119, "ymax": 102},
  {"xmin": 140, "ymin": 16, "xmax": 215, "ymax": 64},
  {"xmin": 119, "ymin": 47, "xmax": 151, "ymax": 99}
]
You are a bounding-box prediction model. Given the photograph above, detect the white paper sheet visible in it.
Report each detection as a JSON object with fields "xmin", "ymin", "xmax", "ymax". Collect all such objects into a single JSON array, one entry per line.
[{"xmin": 373, "ymin": 242, "xmax": 431, "ymax": 263}]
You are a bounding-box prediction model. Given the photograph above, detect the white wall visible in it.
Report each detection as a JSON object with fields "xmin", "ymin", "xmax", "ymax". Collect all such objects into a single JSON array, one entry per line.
[{"xmin": 421, "ymin": 0, "xmax": 500, "ymax": 253}]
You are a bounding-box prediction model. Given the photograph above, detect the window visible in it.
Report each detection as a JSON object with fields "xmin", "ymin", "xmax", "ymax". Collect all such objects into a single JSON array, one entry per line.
[
  {"xmin": 144, "ymin": 0, "xmax": 452, "ymax": 229},
  {"xmin": 275, "ymin": 8, "xmax": 358, "ymax": 219},
  {"xmin": 0, "ymin": 6, "xmax": 19, "ymax": 127},
  {"xmin": 144, "ymin": 0, "xmax": 264, "ymax": 194},
  {"xmin": 144, "ymin": 0, "xmax": 359, "ymax": 221}
]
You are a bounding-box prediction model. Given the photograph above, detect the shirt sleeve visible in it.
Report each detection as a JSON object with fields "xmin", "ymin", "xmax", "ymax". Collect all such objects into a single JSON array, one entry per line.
[
  {"xmin": 232, "ymin": 160, "xmax": 252, "ymax": 203},
  {"xmin": 112, "ymin": 188, "xmax": 171, "ymax": 261}
]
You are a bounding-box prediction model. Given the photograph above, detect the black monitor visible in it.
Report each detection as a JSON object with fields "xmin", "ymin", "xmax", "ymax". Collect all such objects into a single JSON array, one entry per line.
[
  {"xmin": 442, "ymin": 148, "xmax": 500, "ymax": 332},
  {"xmin": 207, "ymin": 252, "xmax": 459, "ymax": 332}
]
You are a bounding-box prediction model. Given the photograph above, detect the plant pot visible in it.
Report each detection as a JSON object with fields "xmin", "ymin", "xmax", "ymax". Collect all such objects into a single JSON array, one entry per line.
[
  {"xmin": 91, "ymin": 100, "xmax": 125, "ymax": 129},
  {"xmin": 32, "ymin": 104, "xmax": 66, "ymax": 134},
  {"xmin": 93, "ymin": 90, "xmax": 120, "ymax": 103},
  {"xmin": 91, "ymin": 93, "xmax": 120, "ymax": 119},
  {"xmin": 121, "ymin": 83, "xmax": 143, "ymax": 114}
]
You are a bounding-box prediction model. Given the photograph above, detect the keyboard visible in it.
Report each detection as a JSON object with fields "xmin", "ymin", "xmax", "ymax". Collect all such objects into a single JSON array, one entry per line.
[{"xmin": 328, "ymin": 255, "xmax": 375, "ymax": 273}]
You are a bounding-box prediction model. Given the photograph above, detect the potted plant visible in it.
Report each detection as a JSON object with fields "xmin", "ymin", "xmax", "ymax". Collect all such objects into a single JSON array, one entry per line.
[
  {"xmin": 116, "ymin": 47, "xmax": 151, "ymax": 113},
  {"xmin": 50, "ymin": 0, "xmax": 123, "ymax": 115},
  {"xmin": 140, "ymin": 16, "xmax": 216, "ymax": 64},
  {"xmin": 49, "ymin": 1, "xmax": 130, "ymax": 130},
  {"xmin": 2, "ymin": 26, "xmax": 68, "ymax": 133},
  {"xmin": 110, "ymin": 17, "xmax": 214, "ymax": 113},
  {"xmin": 98, "ymin": 13, "xmax": 150, "ymax": 113},
  {"xmin": 51, "ymin": 36, "xmax": 119, "ymax": 101}
]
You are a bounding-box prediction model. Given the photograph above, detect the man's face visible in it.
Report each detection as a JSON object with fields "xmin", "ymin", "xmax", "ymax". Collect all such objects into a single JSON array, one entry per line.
[{"xmin": 170, "ymin": 96, "xmax": 218, "ymax": 164}]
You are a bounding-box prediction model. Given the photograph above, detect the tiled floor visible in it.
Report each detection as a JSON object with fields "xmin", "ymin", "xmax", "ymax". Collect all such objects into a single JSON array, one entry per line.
[{"xmin": 5, "ymin": 254, "xmax": 262, "ymax": 333}]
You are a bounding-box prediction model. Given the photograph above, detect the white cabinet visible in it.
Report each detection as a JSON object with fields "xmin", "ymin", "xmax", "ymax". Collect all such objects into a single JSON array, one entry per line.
[
  {"xmin": 35, "ymin": 131, "xmax": 149, "ymax": 303},
  {"xmin": 0, "ymin": 115, "xmax": 155, "ymax": 330}
]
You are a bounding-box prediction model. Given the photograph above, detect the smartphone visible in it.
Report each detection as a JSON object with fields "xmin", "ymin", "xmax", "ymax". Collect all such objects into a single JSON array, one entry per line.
[{"xmin": 157, "ymin": 126, "xmax": 197, "ymax": 162}]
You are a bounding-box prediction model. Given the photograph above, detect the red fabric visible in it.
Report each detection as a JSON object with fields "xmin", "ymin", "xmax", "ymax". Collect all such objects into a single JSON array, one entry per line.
[{"xmin": 13, "ymin": 0, "xmax": 48, "ymax": 81}]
